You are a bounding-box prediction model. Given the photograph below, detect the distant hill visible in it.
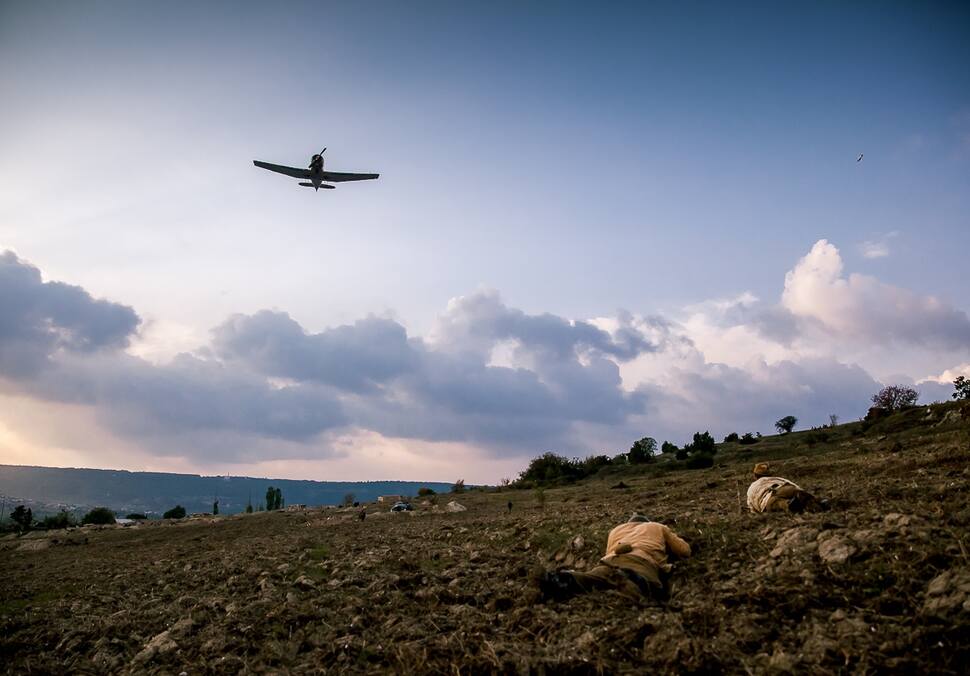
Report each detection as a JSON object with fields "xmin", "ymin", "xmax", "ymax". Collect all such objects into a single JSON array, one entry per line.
[{"xmin": 0, "ymin": 464, "xmax": 454, "ymax": 517}]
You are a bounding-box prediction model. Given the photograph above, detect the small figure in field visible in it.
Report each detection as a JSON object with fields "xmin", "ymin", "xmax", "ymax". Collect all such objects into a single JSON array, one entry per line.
[
  {"xmin": 358, "ymin": 508, "xmax": 366, "ymax": 521},
  {"xmin": 747, "ymin": 463, "xmax": 827, "ymax": 513},
  {"xmin": 507, "ymin": 500, "xmax": 513, "ymax": 514},
  {"xmin": 536, "ymin": 515, "xmax": 691, "ymax": 603}
]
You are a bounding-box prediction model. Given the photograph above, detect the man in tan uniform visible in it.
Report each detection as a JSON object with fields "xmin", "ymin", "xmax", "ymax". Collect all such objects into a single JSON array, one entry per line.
[
  {"xmin": 747, "ymin": 463, "xmax": 826, "ymax": 513},
  {"xmin": 537, "ymin": 515, "xmax": 691, "ymax": 602}
]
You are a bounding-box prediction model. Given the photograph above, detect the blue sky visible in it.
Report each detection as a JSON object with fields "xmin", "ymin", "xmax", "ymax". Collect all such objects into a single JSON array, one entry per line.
[{"xmin": 1, "ymin": 2, "xmax": 968, "ymax": 482}]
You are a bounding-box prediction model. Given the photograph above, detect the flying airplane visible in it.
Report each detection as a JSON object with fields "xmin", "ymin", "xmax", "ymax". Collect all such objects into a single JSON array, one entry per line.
[
  {"xmin": 253, "ymin": 149, "xmax": 379, "ymax": 191},
  {"xmin": 857, "ymin": 153, "xmax": 864, "ymax": 162}
]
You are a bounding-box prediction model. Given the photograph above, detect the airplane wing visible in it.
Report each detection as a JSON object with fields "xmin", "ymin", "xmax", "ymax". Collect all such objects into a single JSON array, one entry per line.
[
  {"xmin": 321, "ymin": 171, "xmax": 380, "ymax": 182},
  {"xmin": 253, "ymin": 160, "xmax": 311, "ymax": 179}
]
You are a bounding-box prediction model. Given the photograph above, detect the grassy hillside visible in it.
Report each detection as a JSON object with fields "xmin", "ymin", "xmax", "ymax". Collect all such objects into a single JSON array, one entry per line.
[{"xmin": 1, "ymin": 400, "xmax": 967, "ymax": 673}]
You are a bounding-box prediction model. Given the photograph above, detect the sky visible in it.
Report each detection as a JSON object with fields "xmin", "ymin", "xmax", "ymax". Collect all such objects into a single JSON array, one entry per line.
[{"xmin": 1, "ymin": 1, "xmax": 968, "ymax": 484}]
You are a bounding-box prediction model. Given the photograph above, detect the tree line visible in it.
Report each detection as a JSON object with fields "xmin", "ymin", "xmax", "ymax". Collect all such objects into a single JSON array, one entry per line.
[{"xmin": 514, "ymin": 378, "xmax": 970, "ymax": 488}]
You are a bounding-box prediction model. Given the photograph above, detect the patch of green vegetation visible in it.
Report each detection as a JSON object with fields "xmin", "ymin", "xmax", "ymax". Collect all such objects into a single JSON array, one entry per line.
[
  {"xmin": 307, "ymin": 544, "xmax": 331, "ymax": 561},
  {"xmin": 0, "ymin": 589, "xmax": 64, "ymax": 616},
  {"xmin": 530, "ymin": 526, "xmax": 569, "ymax": 554},
  {"xmin": 302, "ymin": 565, "xmax": 329, "ymax": 583},
  {"xmin": 418, "ymin": 554, "xmax": 448, "ymax": 574}
]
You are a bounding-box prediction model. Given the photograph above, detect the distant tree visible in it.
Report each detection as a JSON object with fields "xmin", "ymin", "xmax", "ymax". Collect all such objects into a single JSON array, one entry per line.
[
  {"xmin": 675, "ymin": 447, "xmax": 689, "ymax": 461},
  {"xmin": 126, "ymin": 513, "xmax": 147, "ymax": 520},
  {"xmin": 163, "ymin": 505, "xmax": 186, "ymax": 519},
  {"xmin": 739, "ymin": 432, "xmax": 760, "ymax": 445},
  {"xmin": 275, "ymin": 488, "xmax": 283, "ymax": 510},
  {"xmin": 265, "ymin": 486, "xmax": 275, "ymax": 511},
  {"xmin": 42, "ymin": 510, "xmax": 75, "ymax": 529},
  {"xmin": 82, "ymin": 507, "xmax": 116, "ymax": 525},
  {"xmin": 10, "ymin": 505, "xmax": 33, "ymax": 531},
  {"xmin": 212, "ymin": 500, "xmax": 219, "ymax": 516},
  {"xmin": 684, "ymin": 431, "xmax": 716, "ymax": 455},
  {"xmin": 828, "ymin": 413, "xmax": 839, "ymax": 427},
  {"xmin": 723, "ymin": 432, "xmax": 739, "ymax": 443},
  {"xmin": 451, "ymin": 479, "xmax": 466, "ymax": 494},
  {"xmin": 417, "ymin": 487, "xmax": 435, "ymax": 497},
  {"xmin": 500, "ymin": 477, "xmax": 512, "ymax": 487},
  {"xmin": 953, "ymin": 376, "xmax": 970, "ymax": 401},
  {"xmin": 627, "ymin": 437, "xmax": 657, "ymax": 464},
  {"xmin": 245, "ymin": 503, "xmax": 254, "ymax": 514},
  {"xmin": 343, "ymin": 492, "xmax": 356, "ymax": 506},
  {"xmin": 577, "ymin": 454, "xmax": 613, "ymax": 476},
  {"xmin": 872, "ymin": 385, "xmax": 918, "ymax": 412},
  {"xmin": 775, "ymin": 416, "xmax": 798, "ymax": 434},
  {"xmin": 661, "ymin": 441, "xmax": 678, "ymax": 454},
  {"xmin": 517, "ymin": 453, "xmax": 579, "ymax": 485}
]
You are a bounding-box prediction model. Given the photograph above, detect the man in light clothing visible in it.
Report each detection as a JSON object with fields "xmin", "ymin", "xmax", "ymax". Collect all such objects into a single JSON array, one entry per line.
[
  {"xmin": 537, "ymin": 515, "xmax": 691, "ymax": 602},
  {"xmin": 747, "ymin": 464, "xmax": 826, "ymax": 513}
]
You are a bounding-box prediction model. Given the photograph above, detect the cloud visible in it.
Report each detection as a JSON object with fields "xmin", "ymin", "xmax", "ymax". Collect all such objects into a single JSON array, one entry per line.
[
  {"xmin": 632, "ymin": 356, "xmax": 881, "ymax": 442},
  {"xmin": 0, "ymin": 251, "xmax": 140, "ymax": 377},
  {"xmin": 1, "ymin": 242, "xmax": 967, "ymax": 475},
  {"xmin": 781, "ymin": 240, "xmax": 970, "ymax": 349},
  {"xmin": 859, "ymin": 240, "xmax": 890, "ymax": 259},
  {"xmin": 859, "ymin": 230, "xmax": 899, "ymax": 259},
  {"xmin": 431, "ymin": 289, "xmax": 656, "ymax": 361},
  {"xmin": 0, "ymin": 258, "xmax": 653, "ymax": 461},
  {"xmin": 212, "ymin": 311, "xmax": 417, "ymax": 393}
]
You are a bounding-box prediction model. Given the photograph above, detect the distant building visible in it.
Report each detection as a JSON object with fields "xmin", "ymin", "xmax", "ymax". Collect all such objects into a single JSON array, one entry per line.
[{"xmin": 377, "ymin": 495, "xmax": 404, "ymax": 504}]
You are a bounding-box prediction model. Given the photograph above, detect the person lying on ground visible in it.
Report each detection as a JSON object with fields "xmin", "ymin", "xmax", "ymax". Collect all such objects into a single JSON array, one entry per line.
[
  {"xmin": 536, "ymin": 514, "xmax": 691, "ymax": 603},
  {"xmin": 747, "ymin": 463, "xmax": 827, "ymax": 513}
]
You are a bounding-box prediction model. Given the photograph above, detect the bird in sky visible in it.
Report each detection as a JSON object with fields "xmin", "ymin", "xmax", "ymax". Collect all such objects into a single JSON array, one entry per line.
[{"xmin": 857, "ymin": 153, "xmax": 864, "ymax": 162}]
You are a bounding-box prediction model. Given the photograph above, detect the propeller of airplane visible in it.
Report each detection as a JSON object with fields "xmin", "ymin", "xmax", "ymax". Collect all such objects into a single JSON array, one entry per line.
[{"xmin": 309, "ymin": 148, "xmax": 326, "ymax": 169}]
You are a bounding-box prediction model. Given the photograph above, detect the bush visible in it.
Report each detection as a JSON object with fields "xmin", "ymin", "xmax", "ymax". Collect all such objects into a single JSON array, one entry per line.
[
  {"xmin": 517, "ymin": 453, "xmax": 582, "ymax": 485},
  {"xmin": 516, "ymin": 452, "xmax": 621, "ymax": 486},
  {"xmin": 451, "ymin": 479, "xmax": 466, "ymax": 493},
  {"xmin": 723, "ymin": 432, "xmax": 739, "ymax": 443},
  {"xmin": 952, "ymin": 376, "xmax": 970, "ymax": 401},
  {"xmin": 804, "ymin": 431, "xmax": 830, "ymax": 445},
  {"xmin": 738, "ymin": 432, "xmax": 760, "ymax": 445},
  {"xmin": 675, "ymin": 448, "xmax": 689, "ymax": 461},
  {"xmin": 417, "ymin": 487, "xmax": 436, "ymax": 496},
  {"xmin": 685, "ymin": 453, "xmax": 715, "ymax": 469},
  {"xmin": 42, "ymin": 510, "xmax": 75, "ymax": 529},
  {"xmin": 661, "ymin": 441, "xmax": 678, "ymax": 454},
  {"xmin": 163, "ymin": 505, "xmax": 186, "ymax": 519},
  {"xmin": 82, "ymin": 507, "xmax": 116, "ymax": 525},
  {"xmin": 126, "ymin": 513, "xmax": 147, "ymax": 520},
  {"xmin": 534, "ymin": 487, "xmax": 546, "ymax": 509},
  {"xmin": 576, "ymin": 454, "xmax": 613, "ymax": 476},
  {"xmin": 872, "ymin": 385, "xmax": 918, "ymax": 412}
]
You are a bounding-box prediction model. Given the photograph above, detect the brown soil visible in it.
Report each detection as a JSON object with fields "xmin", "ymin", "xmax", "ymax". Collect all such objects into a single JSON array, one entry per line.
[{"xmin": 2, "ymin": 402, "xmax": 969, "ymax": 674}]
